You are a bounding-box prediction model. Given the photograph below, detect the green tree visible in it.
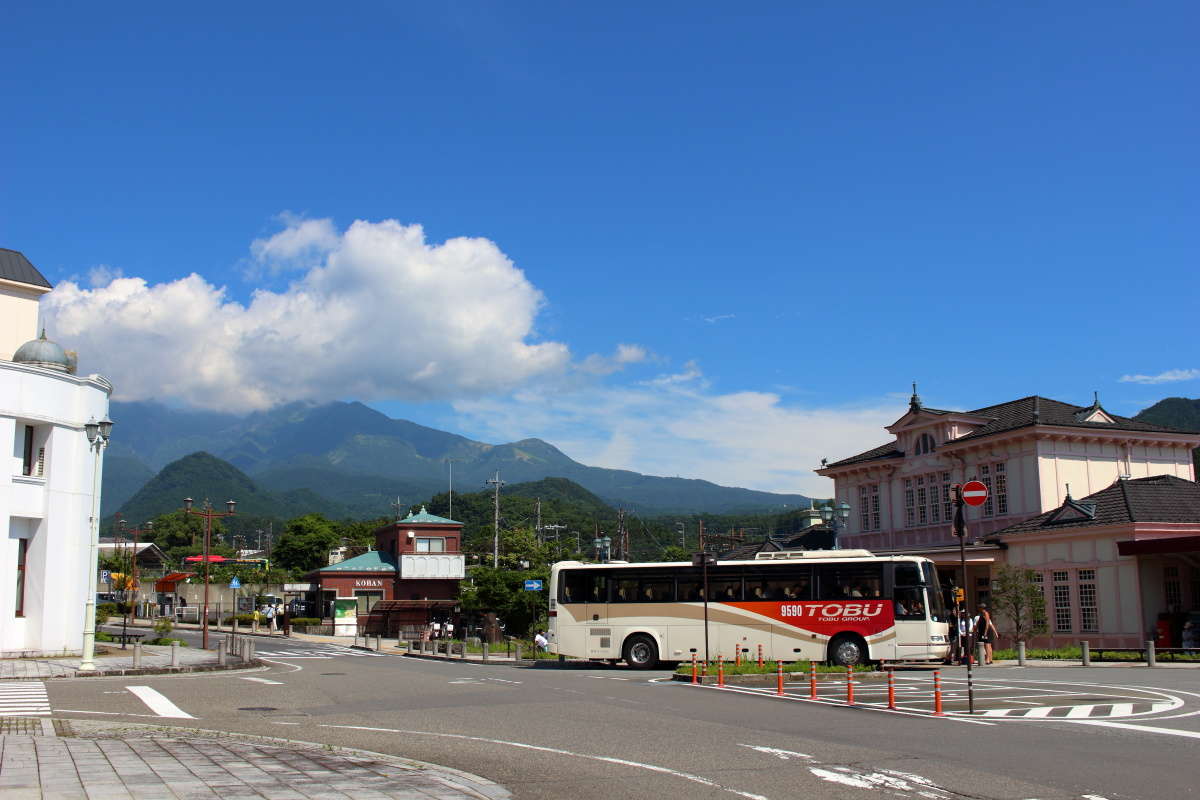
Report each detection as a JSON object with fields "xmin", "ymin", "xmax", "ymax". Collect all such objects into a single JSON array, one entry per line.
[
  {"xmin": 657, "ymin": 545, "xmax": 691, "ymax": 562},
  {"xmin": 147, "ymin": 511, "xmax": 229, "ymax": 566},
  {"xmin": 991, "ymin": 565, "xmax": 1047, "ymax": 644},
  {"xmin": 458, "ymin": 564, "xmax": 549, "ymax": 637},
  {"xmin": 273, "ymin": 513, "xmax": 340, "ymax": 574}
]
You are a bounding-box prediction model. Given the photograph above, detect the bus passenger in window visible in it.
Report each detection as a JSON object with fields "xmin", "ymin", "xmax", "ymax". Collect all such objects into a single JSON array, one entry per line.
[{"xmin": 752, "ymin": 585, "xmax": 767, "ymax": 600}]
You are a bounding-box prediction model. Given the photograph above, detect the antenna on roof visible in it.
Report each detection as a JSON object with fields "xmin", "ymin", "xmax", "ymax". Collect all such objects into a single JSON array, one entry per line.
[
  {"xmin": 1094, "ymin": 390, "xmax": 1100, "ymax": 407},
  {"xmin": 909, "ymin": 381, "xmax": 922, "ymax": 411},
  {"xmin": 1064, "ymin": 483, "xmax": 1071, "ymax": 500}
]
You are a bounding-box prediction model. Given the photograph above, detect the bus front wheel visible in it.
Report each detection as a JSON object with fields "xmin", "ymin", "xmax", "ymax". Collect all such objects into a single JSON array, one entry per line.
[
  {"xmin": 623, "ymin": 634, "xmax": 659, "ymax": 669},
  {"xmin": 828, "ymin": 634, "xmax": 866, "ymax": 667}
]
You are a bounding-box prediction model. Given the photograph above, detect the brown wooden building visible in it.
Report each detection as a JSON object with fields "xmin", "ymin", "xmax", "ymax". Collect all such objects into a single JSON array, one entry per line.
[{"xmin": 307, "ymin": 507, "xmax": 465, "ymax": 637}]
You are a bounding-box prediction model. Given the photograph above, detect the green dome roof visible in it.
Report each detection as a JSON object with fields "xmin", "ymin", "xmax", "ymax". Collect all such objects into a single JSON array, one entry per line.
[{"xmin": 13, "ymin": 329, "xmax": 70, "ymax": 372}]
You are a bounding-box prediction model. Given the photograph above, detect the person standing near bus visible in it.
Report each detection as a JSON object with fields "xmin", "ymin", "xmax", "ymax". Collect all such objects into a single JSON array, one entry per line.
[{"xmin": 975, "ymin": 604, "xmax": 998, "ymax": 664}]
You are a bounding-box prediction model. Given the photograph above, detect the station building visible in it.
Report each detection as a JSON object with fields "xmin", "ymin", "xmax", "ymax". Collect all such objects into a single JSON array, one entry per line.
[
  {"xmin": 307, "ymin": 507, "xmax": 466, "ymax": 637},
  {"xmin": 1, "ymin": 248, "xmax": 112, "ymax": 657},
  {"xmin": 816, "ymin": 389, "xmax": 1200, "ymax": 648}
]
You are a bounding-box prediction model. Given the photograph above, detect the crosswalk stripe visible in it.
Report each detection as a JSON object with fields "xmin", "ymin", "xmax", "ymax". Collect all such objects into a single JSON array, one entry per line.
[
  {"xmin": 982, "ymin": 708, "xmax": 1015, "ymax": 717},
  {"xmin": 1024, "ymin": 706, "xmax": 1054, "ymax": 718},
  {"xmin": 1066, "ymin": 705, "xmax": 1097, "ymax": 718},
  {"xmin": 0, "ymin": 681, "xmax": 50, "ymax": 717},
  {"xmin": 1110, "ymin": 703, "xmax": 1133, "ymax": 716}
]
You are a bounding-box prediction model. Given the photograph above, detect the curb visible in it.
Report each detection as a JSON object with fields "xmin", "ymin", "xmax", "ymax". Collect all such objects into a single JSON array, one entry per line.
[
  {"xmin": 3, "ymin": 660, "xmax": 266, "ymax": 682},
  {"xmin": 669, "ymin": 670, "xmax": 887, "ymax": 686},
  {"xmin": 56, "ymin": 719, "xmax": 511, "ymax": 800}
]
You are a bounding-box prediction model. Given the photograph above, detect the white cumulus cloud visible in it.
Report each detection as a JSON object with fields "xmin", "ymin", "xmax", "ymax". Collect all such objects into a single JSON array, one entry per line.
[
  {"xmin": 44, "ymin": 217, "xmax": 570, "ymax": 411},
  {"xmin": 1119, "ymin": 368, "xmax": 1200, "ymax": 385},
  {"xmin": 452, "ymin": 363, "xmax": 897, "ymax": 497}
]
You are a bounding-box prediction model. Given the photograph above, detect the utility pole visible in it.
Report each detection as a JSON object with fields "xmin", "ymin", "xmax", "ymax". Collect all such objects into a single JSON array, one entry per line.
[
  {"xmin": 486, "ymin": 471, "xmax": 506, "ymax": 567},
  {"xmin": 617, "ymin": 508, "xmax": 628, "ymax": 561},
  {"xmin": 536, "ymin": 498, "xmax": 542, "ymax": 544},
  {"xmin": 677, "ymin": 521, "xmax": 686, "ymax": 549}
]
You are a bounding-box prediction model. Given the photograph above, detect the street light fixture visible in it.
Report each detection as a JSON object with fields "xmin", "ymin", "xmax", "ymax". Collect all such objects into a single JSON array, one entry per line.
[
  {"xmin": 80, "ymin": 415, "xmax": 114, "ymax": 671},
  {"xmin": 182, "ymin": 497, "xmax": 236, "ymax": 649},
  {"xmin": 820, "ymin": 500, "xmax": 852, "ymax": 550},
  {"xmin": 593, "ymin": 535, "xmax": 612, "ymax": 563}
]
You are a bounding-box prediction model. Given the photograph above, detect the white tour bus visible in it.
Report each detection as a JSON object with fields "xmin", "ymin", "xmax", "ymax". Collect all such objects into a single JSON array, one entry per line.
[{"xmin": 549, "ymin": 550, "xmax": 949, "ymax": 668}]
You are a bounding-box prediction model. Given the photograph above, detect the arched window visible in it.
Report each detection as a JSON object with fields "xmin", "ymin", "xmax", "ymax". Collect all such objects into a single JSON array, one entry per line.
[{"xmin": 914, "ymin": 433, "xmax": 936, "ymax": 455}]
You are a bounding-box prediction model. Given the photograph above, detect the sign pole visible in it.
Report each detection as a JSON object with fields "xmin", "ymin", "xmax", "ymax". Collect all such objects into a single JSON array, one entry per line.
[
  {"xmin": 953, "ymin": 479, "xmax": 989, "ymax": 715},
  {"xmin": 954, "ymin": 485, "xmax": 974, "ymax": 714}
]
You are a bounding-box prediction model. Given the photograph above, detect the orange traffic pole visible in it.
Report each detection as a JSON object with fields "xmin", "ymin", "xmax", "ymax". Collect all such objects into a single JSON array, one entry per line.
[
  {"xmin": 776, "ymin": 661, "xmax": 784, "ymax": 696},
  {"xmin": 845, "ymin": 666, "xmax": 854, "ymax": 706},
  {"xmin": 809, "ymin": 661, "xmax": 818, "ymax": 700},
  {"xmin": 933, "ymin": 669, "xmax": 945, "ymax": 716},
  {"xmin": 701, "ymin": 659, "xmax": 708, "ymax": 678},
  {"xmin": 718, "ymin": 655, "xmax": 725, "ymax": 687},
  {"xmin": 735, "ymin": 648, "xmax": 740, "ymax": 667},
  {"xmin": 691, "ymin": 654, "xmax": 698, "ymax": 685},
  {"xmin": 757, "ymin": 644, "xmax": 764, "ymax": 669},
  {"xmin": 887, "ymin": 668, "xmax": 896, "ymax": 710}
]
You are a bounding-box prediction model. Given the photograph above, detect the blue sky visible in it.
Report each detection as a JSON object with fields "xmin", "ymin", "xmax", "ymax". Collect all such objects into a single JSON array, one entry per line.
[{"xmin": 4, "ymin": 2, "xmax": 1197, "ymax": 495}]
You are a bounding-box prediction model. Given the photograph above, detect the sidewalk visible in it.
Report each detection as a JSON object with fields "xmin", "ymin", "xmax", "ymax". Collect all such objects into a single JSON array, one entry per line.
[
  {"xmin": 0, "ymin": 643, "xmax": 255, "ymax": 680},
  {"xmin": 0, "ymin": 719, "xmax": 509, "ymax": 800}
]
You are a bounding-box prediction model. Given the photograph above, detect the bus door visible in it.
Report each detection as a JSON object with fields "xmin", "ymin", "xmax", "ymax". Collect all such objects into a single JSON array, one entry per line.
[
  {"xmin": 584, "ymin": 573, "xmax": 612, "ymax": 658},
  {"xmin": 891, "ymin": 562, "xmax": 935, "ymax": 659}
]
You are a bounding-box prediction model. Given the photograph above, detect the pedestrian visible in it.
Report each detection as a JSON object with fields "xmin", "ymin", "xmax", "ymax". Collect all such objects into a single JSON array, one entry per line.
[
  {"xmin": 265, "ymin": 602, "xmax": 277, "ymax": 633},
  {"xmin": 534, "ymin": 631, "xmax": 549, "ymax": 652},
  {"xmin": 1183, "ymin": 621, "xmax": 1198, "ymax": 651},
  {"xmin": 975, "ymin": 604, "xmax": 999, "ymax": 664}
]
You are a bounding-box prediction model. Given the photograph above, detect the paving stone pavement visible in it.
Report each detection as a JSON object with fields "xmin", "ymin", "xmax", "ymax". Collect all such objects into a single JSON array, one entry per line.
[
  {"xmin": 0, "ymin": 644, "xmax": 242, "ymax": 680},
  {"xmin": 0, "ymin": 720, "xmax": 510, "ymax": 799}
]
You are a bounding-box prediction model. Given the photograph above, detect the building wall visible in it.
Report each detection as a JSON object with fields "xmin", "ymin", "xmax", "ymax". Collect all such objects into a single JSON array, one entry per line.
[
  {"xmin": 1005, "ymin": 528, "xmax": 1145, "ymax": 648},
  {"xmin": 1, "ymin": 362, "xmax": 111, "ymax": 656},
  {"xmin": 0, "ymin": 282, "xmax": 48, "ymax": 361},
  {"xmin": 833, "ymin": 431, "xmax": 1196, "ymax": 553}
]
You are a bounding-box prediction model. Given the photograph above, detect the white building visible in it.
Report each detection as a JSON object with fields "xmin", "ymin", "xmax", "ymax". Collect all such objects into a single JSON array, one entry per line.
[{"xmin": 1, "ymin": 248, "xmax": 112, "ymax": 657}]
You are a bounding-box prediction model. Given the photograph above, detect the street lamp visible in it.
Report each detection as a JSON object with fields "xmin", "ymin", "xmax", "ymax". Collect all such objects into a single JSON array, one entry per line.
[
  {"xmin": 593, "ymin": 535, "xmax": 612, "ymax": 563},
  {"xmin": 80, "ymin": 415, "xmax": 114, "ymax": 671},
  {"xmin": 820, "ymin": 500, "xmax": 852, "ymax": 549},
  {"xmin": 182, "ymin": 497, "xmax": 236, "ymax": 649}
]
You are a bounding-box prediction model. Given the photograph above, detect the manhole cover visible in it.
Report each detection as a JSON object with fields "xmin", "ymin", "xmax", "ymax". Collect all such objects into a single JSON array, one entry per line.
[{"xmin": 238, "ymin": 707, "xmax": 278, "ymax": 711}]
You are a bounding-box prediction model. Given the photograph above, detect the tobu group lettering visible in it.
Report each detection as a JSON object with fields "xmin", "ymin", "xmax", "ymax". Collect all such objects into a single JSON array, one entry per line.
[{"xmin": 779, "ymin": 602, "xmax": 885, "ymax": 618}]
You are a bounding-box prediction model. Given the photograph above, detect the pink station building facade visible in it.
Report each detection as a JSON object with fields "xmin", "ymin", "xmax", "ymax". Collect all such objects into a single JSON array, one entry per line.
[{"xmin": 816, "ymin": 391, "xmax": 1200, "ymax": 648}]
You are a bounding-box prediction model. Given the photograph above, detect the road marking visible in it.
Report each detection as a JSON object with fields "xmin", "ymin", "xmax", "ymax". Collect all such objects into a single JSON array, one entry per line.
[
  {"xmin": 56, "ymin": 709, "xmax": 168, "ymax": 719},
  {"xmin": 0, "ymin": 682, "xmax": 49, "ymax": 716},
  {"xmin": 809, "ymin": 766, "xmax": 952, "ymax": 798},
  {"xmin": 127, "ymin": 686, "xmax": 194, "ymax": 718},
  {"xmin": 1074, "ymin": 720, "xmax": 1200, "ymax": 740},
  {"xmin": 319, "ymin": 725, "xmax": 769, "ymax": 800},
  {"xmin": 1066, "ymin": 705, "xmax": 1096, "ymax": 719},
  {"xmin": 738, "ymin": 744, "xmax": 811, "ymax": 760},
  {"xmin": 239, "ymin": 677, "xmax": 284, "ymax": 685}
]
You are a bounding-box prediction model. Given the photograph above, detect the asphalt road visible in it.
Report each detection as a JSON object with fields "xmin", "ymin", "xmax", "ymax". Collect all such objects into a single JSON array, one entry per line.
[{"xmin": 40, "ymin": 647, "xmax": 1200, "ymax": 800}]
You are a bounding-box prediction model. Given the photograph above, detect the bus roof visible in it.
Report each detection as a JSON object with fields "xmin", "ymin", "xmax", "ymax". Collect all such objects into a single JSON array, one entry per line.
[{"xmin": 552, "ymin": 551, "xmax": 932, "ymax": 570}]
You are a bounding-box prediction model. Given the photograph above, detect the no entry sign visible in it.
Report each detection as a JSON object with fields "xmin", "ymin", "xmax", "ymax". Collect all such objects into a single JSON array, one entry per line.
[{"xmin": 961, "ymin": 480, "xmax": 989, "ymax": 507}]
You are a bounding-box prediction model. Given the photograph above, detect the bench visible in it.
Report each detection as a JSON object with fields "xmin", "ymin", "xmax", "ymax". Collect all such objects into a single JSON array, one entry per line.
[{"xmin": 110, "ymin": 631, "xmax": 145, "ymax": 647}]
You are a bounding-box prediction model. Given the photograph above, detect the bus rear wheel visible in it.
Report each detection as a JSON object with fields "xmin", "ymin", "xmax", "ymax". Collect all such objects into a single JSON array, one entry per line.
[
  {"xmin": 828, "ymin": 634, "xmax": 866, "ymax": 667},
  {"xmin": 623, "ymin": 634, "xmax": 659, "ymax": 669}
]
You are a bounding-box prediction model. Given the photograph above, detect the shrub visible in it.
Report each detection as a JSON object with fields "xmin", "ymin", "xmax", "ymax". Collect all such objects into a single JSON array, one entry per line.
[
  {"xmin": 153, "ymin": 617, "xmax": 174, "ymax": 637},
  {"xmin": 222, "ymin": 613, "xmax": 259, "ymax": 625},
  {"xmin": 96, "ymin": 603, "xmax": 118, "ymax": 625},
  {"xmin": 145, "ymin": 637, "xmax": 188, "ymax": 646},
  {"xmin": 288, "ymin": 617, "xmax": 322, "ymax": 626},
  {"xmin": 96, "ymin": 632, "xmax": 114, "ymax": 642}
]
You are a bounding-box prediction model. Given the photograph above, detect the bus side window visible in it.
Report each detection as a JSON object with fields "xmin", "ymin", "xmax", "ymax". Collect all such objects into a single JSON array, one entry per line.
[
  {"xmin": 613, "ymin": 578, "xmax": 638, "ymax": 603},
  {"xmin": 894, "ymin": 563, "xmax": 922, "ymax": 586}
]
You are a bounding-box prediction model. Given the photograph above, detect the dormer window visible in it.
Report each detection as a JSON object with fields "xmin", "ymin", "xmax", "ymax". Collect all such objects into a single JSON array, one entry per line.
[{"xmin": 914, "ymin": 433, "xmax": 937, "ymax": 455}]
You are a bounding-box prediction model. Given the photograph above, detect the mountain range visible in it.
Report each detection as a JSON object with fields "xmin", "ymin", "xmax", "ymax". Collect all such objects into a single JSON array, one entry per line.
[{"xmin": 100, "ymin": 400, "xmax": 812, "ymax": 518}]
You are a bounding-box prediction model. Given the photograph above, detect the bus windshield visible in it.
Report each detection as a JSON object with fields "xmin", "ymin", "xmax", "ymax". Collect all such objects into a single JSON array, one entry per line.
[{"xmin": 923, "ymin": 562, "xmax": 947, "ymax": 622}]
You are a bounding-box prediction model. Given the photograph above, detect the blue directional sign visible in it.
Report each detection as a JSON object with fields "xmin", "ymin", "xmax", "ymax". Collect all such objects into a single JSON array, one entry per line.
[
  {"xmin": 524, "ymin": 579, "xmax": 543, "ymax": 591},
  {"xmin": 229, "ymin": 576, "xmax": 242, "ymax": 589},
  {"xmin": 100, "ymin": 570, "xmax": 111, "ymax": 584}
]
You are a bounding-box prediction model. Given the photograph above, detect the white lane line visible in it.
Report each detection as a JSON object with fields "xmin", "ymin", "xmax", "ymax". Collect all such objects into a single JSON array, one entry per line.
[
  {"xmin": 127, "ymin": 686, "xmax": 195, "ymax": 718},
  {"xmin": 56, "ymin": 709, "xmax": 169, "ymax": 719},
  {"xmin": 686, "ymin": 683, "xmax": 996, "ymax": 725},
  {"xmin": 319, "ymin": 725, "xmax": 769, "ymax": 800},
  {"xmin": 240, "ymin": 677, "xmax": 285, "ymax": 685},
  {"xmin": 1074, "ymin": 720, "xmax": 1200, "ymax": 740}
]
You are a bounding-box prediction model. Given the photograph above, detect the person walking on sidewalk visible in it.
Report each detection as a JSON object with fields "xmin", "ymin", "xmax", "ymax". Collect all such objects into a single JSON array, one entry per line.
[{"xmin": 265, "ymin": 602, "xmax": 277, "ymax": 633}]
